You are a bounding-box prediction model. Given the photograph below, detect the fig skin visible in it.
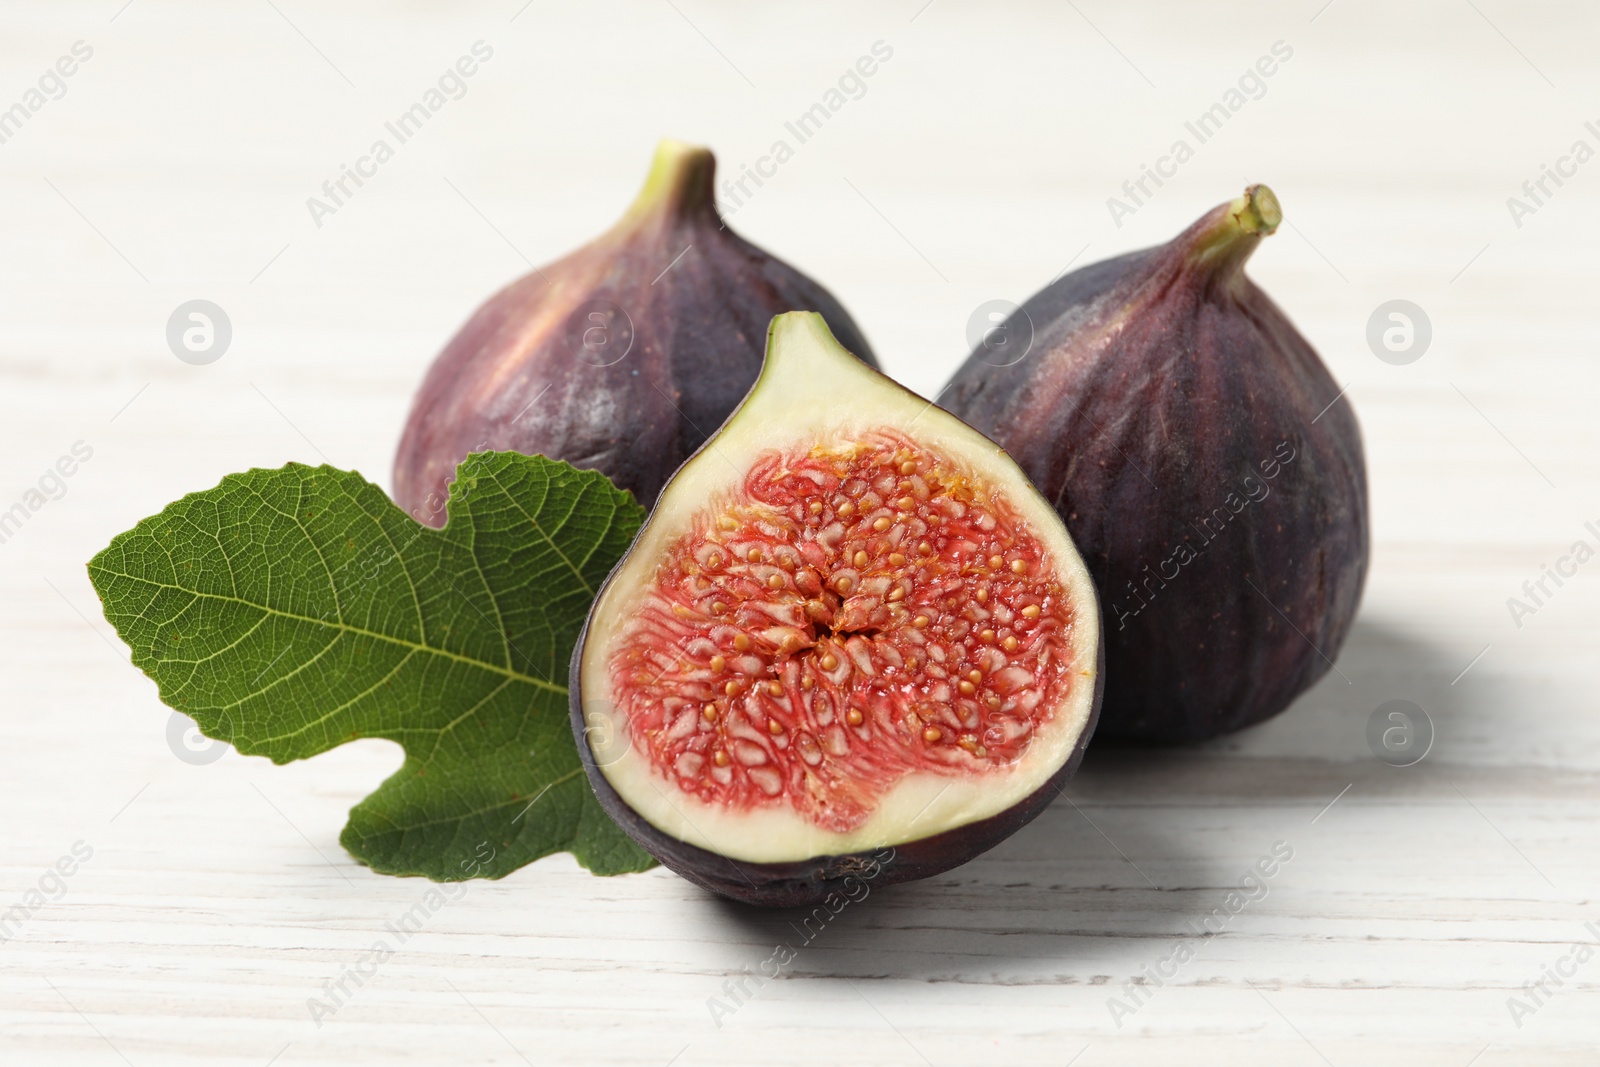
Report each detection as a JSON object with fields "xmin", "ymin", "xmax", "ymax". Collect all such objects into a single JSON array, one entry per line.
[
  {"xmin": 570, "ymin": 313, "xmax": 1105, "ymax": 908},
  {"xmin": 941, "ymin": 187, "xmax": 1369, "ymax": 743},
  {"xmin": 393, "ymin": 139, "xmax": 875, "ymax": 524},
  {"xmin": 570, "ymin": 643, "xmax": 1101, "ymax": 908}
]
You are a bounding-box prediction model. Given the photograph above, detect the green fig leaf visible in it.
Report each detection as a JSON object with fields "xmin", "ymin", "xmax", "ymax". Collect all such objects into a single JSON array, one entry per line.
[{"xmin": 87, "ymin": 453, "xmax": 655, "ymax": 880}]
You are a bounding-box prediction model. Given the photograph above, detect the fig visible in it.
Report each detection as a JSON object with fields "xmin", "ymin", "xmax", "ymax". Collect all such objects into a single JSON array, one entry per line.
[
  {"xmin": 570, "ymin": 312, "xmax": 1103, "ymax": 907},
  {"xmin": 393, "ymin": 139, "xmax": 875, "ymax": 524},
  {"xmin": 941, "ymin": 186, "xmax": 1368, "ymax": 743}
]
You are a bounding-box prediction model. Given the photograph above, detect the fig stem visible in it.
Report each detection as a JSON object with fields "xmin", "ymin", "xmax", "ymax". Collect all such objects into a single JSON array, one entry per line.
[
  {"xmin": 1183, "ymin": 183, "xmax": 1281, "ymax": 276},
  {"xmin": 623, "ymin": 138, "xmax": 718, "ymax": 225},
  {"xmin": 1234, "ymin": 184, "xmax": 1281, "ymax": 236}
]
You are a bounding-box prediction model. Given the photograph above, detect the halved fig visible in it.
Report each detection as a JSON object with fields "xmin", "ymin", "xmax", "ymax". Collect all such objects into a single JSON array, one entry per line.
[{"xmin": 570, "ymin": 312, "xmax": 1103, "ymax": 907}]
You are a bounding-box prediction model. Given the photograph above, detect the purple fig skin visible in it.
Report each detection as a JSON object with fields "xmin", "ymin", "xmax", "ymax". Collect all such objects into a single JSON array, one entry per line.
[
  {"xmin": 941, "ymin": 187, "xmax": 1369, "ymax": 743},
  {"xmin": 393, "ymin": 140, "xmax": 875, "ymax": 525},
  {"xmin": 569, "ymin": 606, "xmax": 1104, "ymax": 908}
]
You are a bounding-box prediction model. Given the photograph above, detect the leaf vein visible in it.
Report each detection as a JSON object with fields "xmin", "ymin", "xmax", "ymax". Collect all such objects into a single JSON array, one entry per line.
[{"xmin": 99, "ymin": 570, "xmax": 566, "ymax": 695}]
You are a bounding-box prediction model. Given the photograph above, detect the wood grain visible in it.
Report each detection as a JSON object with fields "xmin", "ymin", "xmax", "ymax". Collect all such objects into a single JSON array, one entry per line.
[{"xmin": 2, "ymin": 0, "xmax": 1596, "ymax": 1063}]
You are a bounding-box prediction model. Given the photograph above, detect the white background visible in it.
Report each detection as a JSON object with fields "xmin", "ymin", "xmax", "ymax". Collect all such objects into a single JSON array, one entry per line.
[{"xmin": 2, "ymin": 1, "xmax": 1597, "ymax": 1064}]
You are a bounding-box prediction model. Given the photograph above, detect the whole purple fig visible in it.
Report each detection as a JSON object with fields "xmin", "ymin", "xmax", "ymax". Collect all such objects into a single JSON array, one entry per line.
[
  {"xmin": 941, "ymin": 186, "xmax": 1368, "ymax": 743},
  {"xmin": 394, "ymin": 139, "xmax": 875, "ymax": 524}
]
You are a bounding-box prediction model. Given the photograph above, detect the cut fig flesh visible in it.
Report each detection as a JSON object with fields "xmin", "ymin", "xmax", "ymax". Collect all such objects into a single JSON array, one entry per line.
[{"xmin": 571, "ymin": 313, "xmax": 1102, "ymax": 905}]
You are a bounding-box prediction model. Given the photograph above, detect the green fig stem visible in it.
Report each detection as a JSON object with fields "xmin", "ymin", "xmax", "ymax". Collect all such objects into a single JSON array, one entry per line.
[
  {"xmin": 1183, "ymin": 183, "xmax": 1281, "ymax": 278},
  {"xmin": 621, "ymin": 138, "xmax": 719, "ymax": 227},
  {"xmin": 1233, "ymin": 184, "xmax": 1281, "ymax": 236}
]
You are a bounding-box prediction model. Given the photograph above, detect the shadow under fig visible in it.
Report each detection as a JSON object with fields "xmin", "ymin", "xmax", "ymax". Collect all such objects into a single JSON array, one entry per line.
[
  {"xmin": 696, "ymin": 617, "xmax": 1479, "ymax": 982},
  {"xmin": 1188, "ymin": 615, "xmax": 1506, "ymax": 769},
  {"xmin": 700, "ymin": 799, "xmax": 1211, "ymax": 984}
]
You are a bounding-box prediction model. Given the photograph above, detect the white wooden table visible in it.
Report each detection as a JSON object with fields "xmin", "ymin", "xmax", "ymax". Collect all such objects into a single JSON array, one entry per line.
[{"xmin": 3, "ymin": 1, "xmax": 1597, "ymax": 1063}]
